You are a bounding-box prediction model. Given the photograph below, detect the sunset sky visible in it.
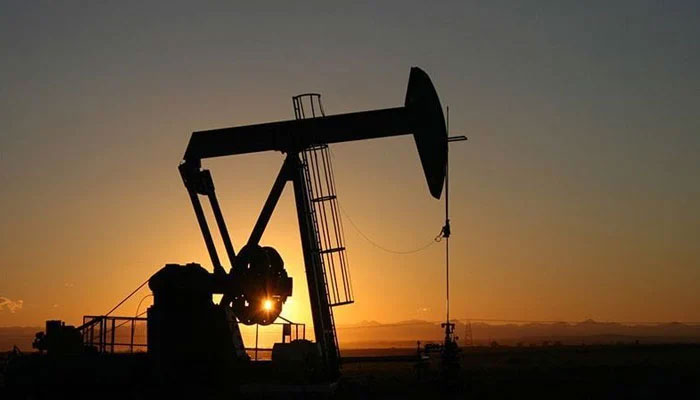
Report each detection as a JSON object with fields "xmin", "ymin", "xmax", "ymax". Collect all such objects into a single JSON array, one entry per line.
[{"xmin": 1, "ymin": 0, "xmax": 699, "ymax": 334}]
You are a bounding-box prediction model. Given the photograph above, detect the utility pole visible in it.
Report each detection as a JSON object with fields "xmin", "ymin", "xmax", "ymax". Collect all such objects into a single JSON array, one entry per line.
[{"xmin": 440, "ymin": 106, "xmax": 467, "ymax": 382}]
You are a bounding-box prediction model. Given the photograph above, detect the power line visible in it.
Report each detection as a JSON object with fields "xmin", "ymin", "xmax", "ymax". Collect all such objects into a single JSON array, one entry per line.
[
  {"xmin": 328, "ymin": 145, "xmax": 440, "ymax": 255},
  {"xmin": 135, "ymin": 294, "xmax": 153, "ymax": 318},
  {"xmin": 339, "ymin": 204, "xmax": 440, "ymax": 254}
]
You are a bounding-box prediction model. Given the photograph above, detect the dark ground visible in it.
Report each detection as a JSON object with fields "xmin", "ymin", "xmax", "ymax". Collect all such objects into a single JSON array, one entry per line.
[
  {"xmin": 2, "ymin": 344, "xmax": 699, "ymax": 399},
  {"xmin": 339, "ymin": 344, "xmax": 700, "ymax": 399}
]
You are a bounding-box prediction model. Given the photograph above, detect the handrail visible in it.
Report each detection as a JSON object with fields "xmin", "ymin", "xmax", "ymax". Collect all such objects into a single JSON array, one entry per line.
[{"xmin": 81, "ymin": 315, "xmax": 148, "ymax": 354}]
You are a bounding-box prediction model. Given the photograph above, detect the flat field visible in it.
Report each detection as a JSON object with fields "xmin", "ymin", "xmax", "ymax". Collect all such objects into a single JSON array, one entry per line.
[
  {"xmin": 338, "ymin": 344, "xmax": 700, "ymax": 398},
  {"xmin": 2, "ymin": 344, "xmax": 699, "ymax": 398}
]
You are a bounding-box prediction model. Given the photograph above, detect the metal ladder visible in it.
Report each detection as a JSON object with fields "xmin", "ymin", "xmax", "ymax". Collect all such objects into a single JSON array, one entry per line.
[{"xmin": 293, "ymin": 94, "xmax": 354, "ymax": 357}]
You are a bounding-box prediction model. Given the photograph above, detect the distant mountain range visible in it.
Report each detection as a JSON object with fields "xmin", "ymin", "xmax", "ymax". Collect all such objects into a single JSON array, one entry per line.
[
  {"xmin": 335, "ymin": 319, "xmax": 700, "ymax": 348},
  {"xmin": 3, "ymin": 320, "xmax": 700, "ymax": 351},
  {"xmin": 0, "ymin": 327, "xmax": 38, "ymax": 352}
]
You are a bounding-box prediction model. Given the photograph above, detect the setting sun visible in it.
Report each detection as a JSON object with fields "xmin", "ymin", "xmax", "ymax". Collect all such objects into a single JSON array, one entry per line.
[{"xmin": 263, "ymin": 299, "xmax": 273, "ymax": 312}]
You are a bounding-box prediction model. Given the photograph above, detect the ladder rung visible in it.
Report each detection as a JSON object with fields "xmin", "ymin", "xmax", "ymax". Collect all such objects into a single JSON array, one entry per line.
[
  {"xmin": 305, "ymin": 144, "xmax": 328, "ymax": 151},
  {"xmin": 311, "ymin": 195, "xmax": 337, "ymax": 203},
  {"xmin": 317, "ymin": 247, "xmax": 345, "ymax": 255}
]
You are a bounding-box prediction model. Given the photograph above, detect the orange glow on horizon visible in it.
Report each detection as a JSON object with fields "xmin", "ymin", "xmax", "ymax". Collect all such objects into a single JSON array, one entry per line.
[{"xmin": 1, "ymin": 2, "xmax": 699, "ymax": 335}]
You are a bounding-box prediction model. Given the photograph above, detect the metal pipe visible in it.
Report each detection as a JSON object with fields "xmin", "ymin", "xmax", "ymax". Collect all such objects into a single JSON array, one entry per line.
[
  {"xmin": 180, "ymin": 166, "xmax": 224, "ymax": 275},
  {"xmin": 247, "ymin": 156, "xmax": 293, "ymax": 247},
  {"xmin": 207, "ymin": 190, "xmax": 237, "ymax": 267},
  {"xmin": 111, "ymin": 318, "xmax": 116, "ymax": 353},
  {"xmin": 130, "ymin": 319, "xmax": 135, "ymax": 353},
  {"xmin": 255, "ymin": 324, "xmax": 259, "ymax": 361},
  {"xmin": 187, "ymin": 189, "xmax": 224, "ymax": 274}
]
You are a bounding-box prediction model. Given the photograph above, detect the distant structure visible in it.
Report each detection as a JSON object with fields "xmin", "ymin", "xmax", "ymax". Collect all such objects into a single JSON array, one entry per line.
[
  {"xmin": 463, "ymin": 320, "xmax": 473, "ymax": 347},
  {"xmin": 438, "ymin": 107, "xmax": 467, "ymax": 383}
]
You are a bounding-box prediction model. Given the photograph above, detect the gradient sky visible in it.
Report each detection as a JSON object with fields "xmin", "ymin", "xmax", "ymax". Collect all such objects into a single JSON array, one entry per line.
[{"xmin": 1, "ymin": 0, "xmax": 699, "ymax": 333}]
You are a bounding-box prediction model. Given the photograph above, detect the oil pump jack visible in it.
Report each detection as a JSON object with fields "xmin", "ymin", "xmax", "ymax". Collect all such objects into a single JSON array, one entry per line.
[
  {"xmin": 22, "ymin": 67, "xmax": 449, "ymax": 388},
  {"xmin": 146, "ymin": 67, "xmax": 448, "ymax": 380}
]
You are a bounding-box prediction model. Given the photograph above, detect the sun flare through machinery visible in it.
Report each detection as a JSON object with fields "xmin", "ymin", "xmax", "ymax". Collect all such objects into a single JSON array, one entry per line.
[{"xmin": 26, "ymin": 67, "xmax": 450, "ymax": 386}]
